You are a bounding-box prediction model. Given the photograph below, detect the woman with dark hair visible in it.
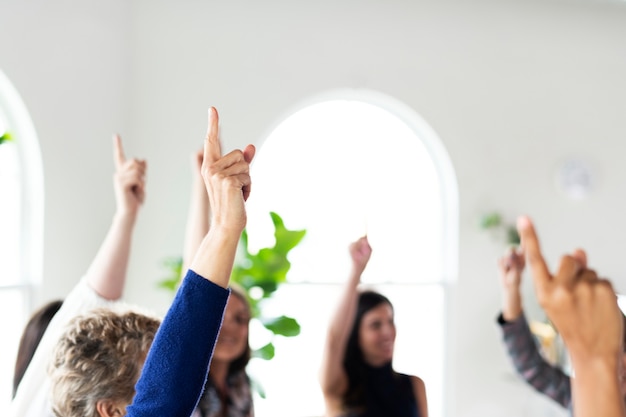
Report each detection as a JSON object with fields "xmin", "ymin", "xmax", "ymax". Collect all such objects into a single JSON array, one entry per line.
[
  {"xmin": 12, "ymin": 299, "xmax": 63, "ymax": 398},
  {"xmin": 320, "ymin": 236, "xmax": 428, "ymax": 417},
  {"xmin": 183, "ymin": 149, "xmax": 254, "ymax": 417}
]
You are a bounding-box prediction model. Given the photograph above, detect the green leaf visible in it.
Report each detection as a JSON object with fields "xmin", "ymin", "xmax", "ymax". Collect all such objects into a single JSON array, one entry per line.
[
  {"xmin": 0, "ymin": 131, "xmax": 13, "ymax": 145},
  {"xmin": 249, "ymin": 375, "xmax": 266, "ymax": 399},
  {"xmin": 157, "ymin": 257, "xmax": 183, "ymax": 293},
  {"xmin": 231, "ymin": 212, "xmax": 306, "ymax": 296},
  {"xmin": 506, "ymin": 226, "xmax": 521, "ymax": 246},
  {"xmin": 480, "ymin": 212, "xmax": 502, "ymax": 229},
  {"xmin": 253, "ymin": 342, "xmax": 275, "ymax": 360},
  {"xmin": 261, "ymin": 315, "xmax": 301, "ymax": 337},
  {"xmin": 157, "ymin": 277, "xmax": 179, "ymax": 292},
  {"xmin": 157, "ymin": 211, "xmax": 305, "ymax": 365},
  {"xmin": 270, "ymin": 212, "xmax": 306, "ymax": 256}
]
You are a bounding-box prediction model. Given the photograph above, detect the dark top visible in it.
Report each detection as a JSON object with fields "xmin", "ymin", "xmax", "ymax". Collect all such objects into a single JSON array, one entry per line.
[{"xmin": 344, "ymin": 362, "xmax": 419, "ymax": 417}]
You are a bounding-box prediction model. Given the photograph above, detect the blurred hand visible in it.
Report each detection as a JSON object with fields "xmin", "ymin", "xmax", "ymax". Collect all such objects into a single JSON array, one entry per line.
[
  {"xmin": 498, "ymin": 248, "xmax": 525, "ymax": 292},
  {"xmin": 113, "ymin": 134, "xmax": 146, "ymax": 217},
  {"xmin": 349, "ymin": 236, "xmax": 372, "ymax": 276},
  {"xmin": 517, "ymin": 215, "xmax": 623, "ymax": 363}
]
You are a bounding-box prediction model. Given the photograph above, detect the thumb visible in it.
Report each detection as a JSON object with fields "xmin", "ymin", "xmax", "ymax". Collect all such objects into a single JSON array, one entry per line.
[{"xmin": 243, "ymin": 144, "xmax": 256, "ymax": 164}]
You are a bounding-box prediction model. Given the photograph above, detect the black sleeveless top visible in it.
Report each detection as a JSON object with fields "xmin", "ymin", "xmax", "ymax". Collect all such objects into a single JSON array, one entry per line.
[{"xmin": 343, "ymin": 362, "xmax": 419, "ymax": 417}]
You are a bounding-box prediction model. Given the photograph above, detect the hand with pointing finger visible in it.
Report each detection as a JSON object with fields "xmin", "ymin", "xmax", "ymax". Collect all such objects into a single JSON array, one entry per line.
[
  {"xmin": 517, "ymin": 215, "xmax": 625, "ymax": 417},
  {"xmin": 188, "ymin": 107, "xmax": 256, "ymax": 289},
  {"xmin": 498, "ymin": 248, "xmax": 525, "ymax": 321},
  {"xmin": 113, "ymin": 134, "xmax": 146, "ymax": 218},
  {"xmin": 201, "ymin": 107, "xmax": 255, "ymax": 234},
  {"xmin": 517, "ymin": 216, "xmax": 622, "ymax": 362},
  {"xmin": 349, "ymin": 236, "xmax": 372, "ymax": 277}
]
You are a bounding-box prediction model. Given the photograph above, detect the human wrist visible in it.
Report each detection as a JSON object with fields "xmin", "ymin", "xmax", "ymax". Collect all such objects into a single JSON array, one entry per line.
[
  {"xmin": 571, "ymin": 349, "xmax": 620, "ymax": 372},
  {"xmin": 113, "ymin": 209, "xmax": 138, "ymax": 226},
  {"xmin": 502, "ymin": 291, "xmax": 522, "ymax": 321},
  {"xmin": 206, "ymin": 224, "xmax": 243, "ymax": 245}
]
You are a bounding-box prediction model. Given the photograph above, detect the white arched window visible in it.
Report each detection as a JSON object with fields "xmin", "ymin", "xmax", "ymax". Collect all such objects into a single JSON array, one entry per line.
[
  {"xmin": 244, "ymin": 90, "xmax": 458, "ymax": 417},
  {"xmin": 0, "ymin": 70, "xmax": 44, "ymax": 408}
]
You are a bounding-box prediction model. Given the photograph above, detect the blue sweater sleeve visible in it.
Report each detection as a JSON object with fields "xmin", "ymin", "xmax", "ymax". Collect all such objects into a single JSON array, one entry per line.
[{"xmin": 127, "ymin": 270, "xmax": 230, "ymax": 417}]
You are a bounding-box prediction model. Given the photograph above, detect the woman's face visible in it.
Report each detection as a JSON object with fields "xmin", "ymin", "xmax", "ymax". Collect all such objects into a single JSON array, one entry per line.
[
  {"xmin": 358, "ymin": 302, "xmax": 396, "ymax": 367},
  {"xmin": 213, "ymin": 294, "xmax": 250, "ymax": 362}
]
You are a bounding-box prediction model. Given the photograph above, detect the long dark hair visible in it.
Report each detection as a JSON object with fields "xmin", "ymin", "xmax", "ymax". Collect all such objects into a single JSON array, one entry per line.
[
  {"xmin": 343, "ymin": 290, "xmax": 393, "ymax": 409},
  {"xmin": 13, "ymin": 300, "xmax": 63, "ymax": 397}
]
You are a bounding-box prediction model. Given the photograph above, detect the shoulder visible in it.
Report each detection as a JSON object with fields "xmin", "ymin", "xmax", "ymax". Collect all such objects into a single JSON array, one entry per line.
[
  {"xmin": 408, "ymin": 375, "xmax": 426, "ymax": 390},
  {"xmin": 408, "ymin": 375, "xmax": 427, "ymax": 404},
  {"xmin": 409, "ymin": 375, "xmax": 429, "ymax": 417}
]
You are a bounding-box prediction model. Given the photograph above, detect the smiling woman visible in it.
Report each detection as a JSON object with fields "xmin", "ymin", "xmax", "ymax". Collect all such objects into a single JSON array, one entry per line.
[
  {"xmin": 243, "ymin": 91, "xmax": 459, "ymax": 417},
  {"xmin": 0, "ymin": 69, "xmax": 44, "ymax": 411}
]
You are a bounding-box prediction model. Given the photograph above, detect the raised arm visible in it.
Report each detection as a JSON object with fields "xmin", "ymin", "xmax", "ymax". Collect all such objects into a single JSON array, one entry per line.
[
  {"xmin": 320, "ymin": 237, "xmax": 372, "ymax": 404},
  {"xmin": 182, "ymin": 150, "xmax": 210, "ymax": 276},
  {"xmin": 499, "ymin": 249, "xmax": 525, "ymax": 321},
  {"xmin": 127, "ymin": 107, "xmax": 256, "ymax": 417},
  {"xmin": 85, "ymin": 135, "xmax": 146, "ymax": 299},
  {"xmin": 518, "ymin": 216, "xmax": 625, "ymax": 417},
  {"xmin": 496, "ymin": 250, "xmax": 572, "ymax": 408}
]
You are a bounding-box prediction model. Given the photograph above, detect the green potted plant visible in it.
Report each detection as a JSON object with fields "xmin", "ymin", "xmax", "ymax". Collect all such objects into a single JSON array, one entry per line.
[
  {"xmin": 159, "ymin": 211, "xmax": 305, "ymax": 363},
  {"xmin": 479, "ymin": 211, "xmax": 520, "ymax": 246}
]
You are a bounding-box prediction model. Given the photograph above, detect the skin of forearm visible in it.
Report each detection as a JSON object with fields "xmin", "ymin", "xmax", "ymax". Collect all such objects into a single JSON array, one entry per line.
[
  {"xmin": 182, "ymin": 181, "xmax": 210, "ymax": 276},
  {"xmin": 189, "ymin": 226, "xmax": 241, "ymax": 289},
  {"xmin": 86, "ymin": 210, "xmax": 137, "ymax": 300},
  {"xmin": 328, "ymin": 269, "xmax": 361, "ymax": 340},
  {"xmin": 320, "ymin": 267, "xmax": 361, "ymax": 394},
  {"xmin": 502, "ymin": 288, "xmax": 523, "ymax": 321},
  {"xmin": 571, "ymin": 357, "xmax": 625, "ymax": 417}
]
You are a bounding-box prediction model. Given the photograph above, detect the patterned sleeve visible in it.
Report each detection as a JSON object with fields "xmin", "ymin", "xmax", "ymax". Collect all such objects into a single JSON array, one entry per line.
[{"xmin": 497, "ymin": 312, "xmax": 572, "ymax": 409}]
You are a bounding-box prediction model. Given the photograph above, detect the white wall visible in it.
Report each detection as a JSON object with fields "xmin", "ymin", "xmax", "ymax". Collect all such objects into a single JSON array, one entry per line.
[
  {"xmin": 0, "ymin": 0, "xmax": 133, "ymax": 298},
  {"xmin": 2, "ymin": 0, "xmax": 626, "ymax": 416}
]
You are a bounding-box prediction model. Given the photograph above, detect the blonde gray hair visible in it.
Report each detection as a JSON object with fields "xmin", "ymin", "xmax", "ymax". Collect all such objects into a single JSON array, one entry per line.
[{"xmin": 49, "ymin": 309, "xmax": 160, "ymax": 417}]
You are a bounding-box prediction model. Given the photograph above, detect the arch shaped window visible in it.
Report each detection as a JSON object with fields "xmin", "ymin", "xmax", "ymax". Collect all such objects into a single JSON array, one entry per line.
[
  {"xmin": 0, "ymin": 69, "xmax": 44, "ymax": 408},
  {"xmin": 244, "ymin": 90, "xmax": 458, "ymax": 417}
]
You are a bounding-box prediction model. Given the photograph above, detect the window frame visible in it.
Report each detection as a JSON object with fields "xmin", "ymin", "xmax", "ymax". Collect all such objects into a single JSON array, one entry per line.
[{"xmin": 247, "ymin": 89, "xmax": 458, "ymax": 417}]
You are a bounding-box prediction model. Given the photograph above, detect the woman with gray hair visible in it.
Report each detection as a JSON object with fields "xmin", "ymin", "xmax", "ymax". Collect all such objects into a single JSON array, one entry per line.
[
  {"xmin": 10, "ymin": 135, "xmax": 146, "ymax": 417},
  {"xmin": 49, "ymin": 107, "xmax": 256, "ymax": 417}
]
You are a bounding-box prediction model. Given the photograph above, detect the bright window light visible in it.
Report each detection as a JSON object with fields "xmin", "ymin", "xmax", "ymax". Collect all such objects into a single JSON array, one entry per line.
[
  {"xmin": 244, "ymin": 97, "xmax": 456, "ymax": 417},
  {"xmin": 0, "ymin": 69, "xmax": 44, "ymax": 409}
]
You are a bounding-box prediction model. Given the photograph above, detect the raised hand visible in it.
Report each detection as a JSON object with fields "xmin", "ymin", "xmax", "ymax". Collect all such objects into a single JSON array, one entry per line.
[
  {"xmin": 498, "ymin": 248, "xmax": 525, "ymax": 321},
  {"xmin": 349, "ymin": 236, "xmax": 372, "ymax": 276},
  {"xmin": 188, "ymin": 107, "xmax": 255, "ymax": 289},
  {"xmin": 517, "ymin": 216, "xmax": 622, "ymax": 362},
  {"xmin": 201, "ymin": 107, "xmax": 255, "ymax": 233},
  {"xmin": 517, "ymin": 215, "xmax": 625, "ymax": 417},
  {"xmin": 498, "ymin": 248, "xmax": 525, "ymax": 291},
  {"xmin": 113, "ymin": 134, "xmax": 146, "ymax": 217}
]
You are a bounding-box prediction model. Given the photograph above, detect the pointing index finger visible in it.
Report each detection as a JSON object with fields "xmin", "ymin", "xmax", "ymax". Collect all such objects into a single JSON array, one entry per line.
[
  {"xmin": 517, "ymin": 216, "xmax": 552, "ymax": 293},
  {"xmin": 113, "ymin": 134, "xmax": 126, "ymax": 168},
  {"xmin": 204, "ymin": 107, "xmax": 222, "ymax": 164}
]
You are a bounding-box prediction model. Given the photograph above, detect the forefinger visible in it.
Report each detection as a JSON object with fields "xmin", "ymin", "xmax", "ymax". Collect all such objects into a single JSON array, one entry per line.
[
  {"xmin": 517, "ymin": 216, "xmax": 552, "ymax": 292},
  {"xmin": 204, "ymin": 107, "xmax": 222, "ymax": 164},
  {"xmin": 113, "ymin": 134, "xmax": 126, "ymax": 168}
]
